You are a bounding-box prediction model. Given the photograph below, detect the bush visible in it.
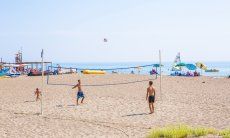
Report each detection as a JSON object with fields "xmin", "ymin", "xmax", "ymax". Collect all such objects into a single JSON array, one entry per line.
[
  {"xmin": 147, "ymin": 125, "xmax": 192, "ymax": 138},
  {"xmin": 219, "ymin": 129, "xmax": 230, "ymax": 138},
  {"xmin": 147, "ymin": 125, "xmax": 219, "ymax": 138}
]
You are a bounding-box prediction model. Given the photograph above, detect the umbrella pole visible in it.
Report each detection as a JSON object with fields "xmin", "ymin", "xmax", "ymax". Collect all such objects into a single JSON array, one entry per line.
[{"xmin": 159, "ymin": 50, "xmax": 162, "ymax": 101}]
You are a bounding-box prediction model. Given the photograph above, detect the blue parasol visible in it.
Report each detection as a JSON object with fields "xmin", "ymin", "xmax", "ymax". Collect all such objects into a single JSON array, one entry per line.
[{"xmin": 185, "ymin": 64, "xmax": 197, "ymax": 70}]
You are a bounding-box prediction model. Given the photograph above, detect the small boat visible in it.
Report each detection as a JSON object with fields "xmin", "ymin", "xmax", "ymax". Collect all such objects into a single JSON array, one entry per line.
[
  {"xmin": 0, "ymin": 70, "xmax": 6, "ymax": 77},
  {"xmin": 205, "ymin": 69, "xmax": 219, "ymax": 72},
  {"xmin": 28, "ymin": 70, "xmax": 49, "ymax": 76},
  {"xmin": 6, "ymin": 67, "xmax": 21, "ymax": 77},
  {"xmin": 82, "ymin": 70, "xmax": 106, "ymax": 75},
  {"xmin": 112, "ymin": 71, "xmax": 118, "ymax": 74},
  {"xmin": 0, "ymin": 73, "xmax": 5, "ymax": 77},
  {"xmin": 0, "ymin": 68, "xmax": 9, "ymax": 77}
]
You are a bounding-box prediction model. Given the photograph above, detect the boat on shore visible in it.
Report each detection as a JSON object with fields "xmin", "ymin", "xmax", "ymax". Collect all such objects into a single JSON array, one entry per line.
[
  {"xmin": 196, "ymin": 62, "xmax": 220, "ymax": 73},
  {"xmin": 82, "ymin": 70, "xmax": 106, "ymax": 75},
  {"xmin": 205, "ymin": 69, "xmax": 219, "ymax": 72},
  {"xmin": 0, "ymin": 68, "xmax": 9, "ymax": 77},
  {"xmin": 28, "ymin": 69, "xmax": 50, "ymax": 76}
]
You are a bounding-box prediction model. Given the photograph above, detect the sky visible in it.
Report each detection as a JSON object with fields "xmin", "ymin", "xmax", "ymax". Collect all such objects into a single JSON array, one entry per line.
[{"xmin": 0, "ymin": 0, "xmax": 230, "ymax": 63}]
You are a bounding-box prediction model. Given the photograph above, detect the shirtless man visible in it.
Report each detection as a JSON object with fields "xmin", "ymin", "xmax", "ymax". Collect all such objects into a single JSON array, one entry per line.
[
  {"xmin": 35, "ymin": 88, "xmax": 41, "ymax": 101},
  {"xmin": 72, "ymin": 80, "xmax": 85, "ymax": 105},
  {"xmin": 146, "ymin": 81, "xmax": 156, "ymax": 114}
]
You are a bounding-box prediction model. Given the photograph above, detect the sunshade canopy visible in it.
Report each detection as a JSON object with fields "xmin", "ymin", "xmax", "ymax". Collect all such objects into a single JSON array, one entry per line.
[
  {"xmin": 176, "ymin": 63, "xmax": 186, "ymax": 67},
  {"xmin": 153, "ymin": 64, "xmax": 163, "ymax": 67},
  {"xmin": 186, "ymin": 64, "xmax": 197, "ymax": 70}
]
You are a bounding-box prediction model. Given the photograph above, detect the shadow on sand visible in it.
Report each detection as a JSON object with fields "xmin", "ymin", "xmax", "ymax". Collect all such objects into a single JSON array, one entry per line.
[
  {"xmin": 24, "ymin": 100, "xmax": 36, "ymax": 103},
  {"xmin": 122, "ymin": 113, "xmax": 148, "ymax": 117},
  {"xmin": 56, "ymin": 104, "xmax": 76, "ymax": 108}
]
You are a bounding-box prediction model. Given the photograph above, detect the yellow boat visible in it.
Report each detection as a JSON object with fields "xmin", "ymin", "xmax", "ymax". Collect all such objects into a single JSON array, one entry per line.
[{"xmin": 82, "ymin": 70, "xmax": 106, "ymax": 75}]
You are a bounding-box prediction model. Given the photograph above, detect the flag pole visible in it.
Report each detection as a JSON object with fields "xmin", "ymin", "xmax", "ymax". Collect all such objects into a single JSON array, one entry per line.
[
  {"xmin": 41, "ymin": 49, "xmax": 44, "ymax": 115},
  {"xmin": 159, "ymin": 50, "xmax": 162, "ymax": 101}
]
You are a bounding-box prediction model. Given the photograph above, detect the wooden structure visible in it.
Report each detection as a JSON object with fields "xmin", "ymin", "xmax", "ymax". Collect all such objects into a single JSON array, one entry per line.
[{"xmin": 15, "ymin": 51, "xmax": 23, "ymax": 63}]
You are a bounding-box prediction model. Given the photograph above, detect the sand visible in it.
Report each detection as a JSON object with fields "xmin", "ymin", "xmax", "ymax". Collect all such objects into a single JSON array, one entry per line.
[{"xmin": 0, "ymin": 74, "xmax": 229, "ymax": 137}]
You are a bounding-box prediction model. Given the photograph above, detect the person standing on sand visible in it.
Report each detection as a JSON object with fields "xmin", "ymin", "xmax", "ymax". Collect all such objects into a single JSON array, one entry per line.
[
  {"xmin": 72, "ymin": 80, "xmax": 85, "ymax": 105},
  {"xmin": 146, "ymin": 81, "xmax": 156, "ymax": 114},
  {"xmin": 35, "ymin": 88, "xmax": 41, "ymax": 101}
]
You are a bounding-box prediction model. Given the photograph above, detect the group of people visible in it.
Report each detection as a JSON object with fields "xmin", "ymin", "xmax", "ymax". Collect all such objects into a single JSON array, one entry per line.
[{"xmin": 34, "ymin": 80, "xmax": 156, "ymax": 114}]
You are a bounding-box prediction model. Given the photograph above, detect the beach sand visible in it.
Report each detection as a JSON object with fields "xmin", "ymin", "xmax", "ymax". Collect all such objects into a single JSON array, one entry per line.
[{"xmin": 0, "ymin": 74, "xmax": 229, "ymax": 137}]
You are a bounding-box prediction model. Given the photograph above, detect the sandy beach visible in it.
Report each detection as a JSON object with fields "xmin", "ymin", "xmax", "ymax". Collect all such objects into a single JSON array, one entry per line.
[{"xmin": 0, "ymin": 74, "xmax": 229, "ymax": 137}]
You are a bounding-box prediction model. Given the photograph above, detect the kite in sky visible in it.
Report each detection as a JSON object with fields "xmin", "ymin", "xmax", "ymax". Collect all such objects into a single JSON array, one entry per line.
[{"xmin": 103, "ymin": 38, "xmax": 108, "ymax": 42}]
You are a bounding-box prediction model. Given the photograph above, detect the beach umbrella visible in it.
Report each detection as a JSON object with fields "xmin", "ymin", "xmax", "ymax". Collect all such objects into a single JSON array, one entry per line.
[
  {"xmin": 175, "ymin": 63, "xmax": 186, "ymax": 67},
  {"xmin": 153, "ymin": 64, "xmax": 163, "ymax": 67},
  {"xmin": 185, "ymin": 64, "xmax": 197, "ymax": 70},
  {"xmin": 196, "ymin": 62, "xmax": 207, "ymax": 70}
]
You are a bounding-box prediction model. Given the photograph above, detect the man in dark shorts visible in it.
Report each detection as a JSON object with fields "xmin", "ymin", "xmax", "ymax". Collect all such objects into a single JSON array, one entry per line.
[
  {"xmin": 146, "ymin": 81, "xmax": 156, "ymax": 114},
  {"xmin": 72, "ymin": 80, "xmax": 85, "ymax": 105}
]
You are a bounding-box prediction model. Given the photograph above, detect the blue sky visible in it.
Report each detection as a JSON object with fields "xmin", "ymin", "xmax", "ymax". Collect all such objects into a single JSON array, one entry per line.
[{"xmin": 0, "ymin": 0, "xmax": 230, "ymax": 63}]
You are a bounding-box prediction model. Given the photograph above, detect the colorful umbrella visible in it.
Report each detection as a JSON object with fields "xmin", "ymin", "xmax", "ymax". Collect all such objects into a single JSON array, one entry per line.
[
  {"xmin": 153, "ymin": 64, "xmax": 163, "ymax": 67},
  {"xmin": 176, "ymin": 63, "xmax": 186, "ymax": 67},
  {"xmin": 185, "ymin": 64, "xmax": 197, "ymax": 70}
]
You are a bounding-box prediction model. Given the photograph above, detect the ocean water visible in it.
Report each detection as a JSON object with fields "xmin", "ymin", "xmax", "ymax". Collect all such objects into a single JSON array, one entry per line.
[{"xmin": 55, "ymin": 62, "xmax": 230, "ymax": 77}]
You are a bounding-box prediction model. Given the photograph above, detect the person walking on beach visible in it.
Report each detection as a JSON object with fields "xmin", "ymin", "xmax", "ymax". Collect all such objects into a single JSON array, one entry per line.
[
  {"xmin": 35, "ymin": 88, "xmax": 41, "ymax": 101},
  {"xmin": 146, "ymin": 81, "xmax": 156, "ymax": 114},
  {"xmin": 72, "ymin": 80, "xmax": 85, "ymax": 105}
]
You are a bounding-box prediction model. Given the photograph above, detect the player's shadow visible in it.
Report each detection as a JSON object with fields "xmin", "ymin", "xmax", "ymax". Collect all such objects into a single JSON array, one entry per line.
[
  {"xmin": 14, "ymin": 112, "xmax": 40, "ymax": 116},
  {"xmin": 122, "ymin": 113, "xmax": 148, "ymax": 117},
  {"xmin": 24, "ymin": 100, "xmax": 35, "ymax": 103},
  {"xmin": 56, "ymin": 104, "xmax": 76, "ymax": 108},
  {"xmin": 67, "ymin": 104, "xmax": 76, "ymax": 107}
]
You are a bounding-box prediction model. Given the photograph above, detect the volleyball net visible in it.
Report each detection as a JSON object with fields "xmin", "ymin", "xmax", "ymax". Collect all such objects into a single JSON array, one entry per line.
[{"xmin": 46, "ymin": 63, "xmax": 161, "ymax": 87}]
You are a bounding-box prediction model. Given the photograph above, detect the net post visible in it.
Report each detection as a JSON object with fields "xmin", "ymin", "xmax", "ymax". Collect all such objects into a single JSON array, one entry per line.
[
  {"xmin": 155, "ymin": 66, "xmax": 158, "ymax": 79},
  {"xmin": 41, "ymin": 49, "xmax": 44, "ymax": 115},
  {"xmin": 159, "ymin": 50, "xmax": 162, "ymax": 101},
  {"xmin": 47, "ymin": 66, "xmax": 50, "ymax": 84}
]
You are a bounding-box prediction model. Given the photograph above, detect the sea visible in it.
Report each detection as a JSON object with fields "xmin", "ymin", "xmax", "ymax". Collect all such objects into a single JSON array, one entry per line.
[{"xmin": 55, "ymin": 62, "xmax": 230, "ymax": 77}]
